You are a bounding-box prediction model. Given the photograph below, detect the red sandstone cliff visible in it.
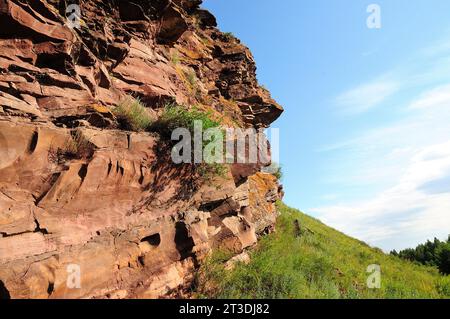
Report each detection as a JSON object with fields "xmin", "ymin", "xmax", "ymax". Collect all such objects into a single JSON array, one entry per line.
[{"xmin": 0, "ymin": 0, "xmax": 283, "ymax": 299}]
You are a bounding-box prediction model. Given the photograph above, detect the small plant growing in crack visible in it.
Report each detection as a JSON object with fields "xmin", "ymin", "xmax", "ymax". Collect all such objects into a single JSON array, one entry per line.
[
  {"xmin": 262, "ymin": 162, "xmax": 283, "ymax": 181},
  {"xmin": 171, "ymin": 51, "xmax": 181, "ymax": 65},
  {"xmin": 151, "ymin": 103, "xmax": 228, "ymax": 183},
  {"xmin": 113, "ymin": 96, "xmax": 153, "ymax": 132},
  {"xmin": 184, "ymin": 68, "xmax": 203, "ymax": 100},
  {"xmin": 222, "ymin": 32, "xmax": 235, "ymax": 41},
  {"xmin": 49, "ymin": 130, "xmax": 95, "ymax": 164}
]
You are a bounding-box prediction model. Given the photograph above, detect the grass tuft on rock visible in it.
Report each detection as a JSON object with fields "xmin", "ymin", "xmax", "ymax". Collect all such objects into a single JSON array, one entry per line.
[
  {"xmin": 223, "ymin": 32, "xmax": 235, "ymax": 41},
  {"xmin": 152, "ymin": 103, "xmax": 222, "ymax": 139},
  {"xmin": 49, "ymin": 130, "xmax": 95, "ymax": 163},
  {"xmin": 263, "ymin": 162, "xmax": 283, "ymax": 181},
  {"xmin": 152, "ymin": 103, "xmax": 227, "ymax": 182},
  {"xmin": 113, "ymin": 96, "xmax": 152, "ymax": 132}
]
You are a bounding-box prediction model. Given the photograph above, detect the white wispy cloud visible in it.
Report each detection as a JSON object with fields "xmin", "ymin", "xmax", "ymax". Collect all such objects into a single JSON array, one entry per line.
[
  {"xmin": 335, "ymin": 33, "xmax": 450, "ymax": 116},
  {"xmin": 409, "ymin": 83, "xmax": 450, "ymax": 109},
  {"xmin": 314, "ymin": 47, "xmax": 450, "ymax": 251},
  {"xmin": 335, "ymin": 80, "xmax": 399, "ymax": 115},
  {"xmin": 418, "ymin": 36, "xmax": 450, "ymax": 57},
  {"xmin": 311, "ymin": 140, "xmax": 450, "ymax": 251}
]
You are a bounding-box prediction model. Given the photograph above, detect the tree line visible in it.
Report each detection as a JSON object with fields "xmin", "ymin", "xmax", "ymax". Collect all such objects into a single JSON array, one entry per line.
[{"xmin": 391, "ymin": 235, "xmax": 450, "ymax": 275}]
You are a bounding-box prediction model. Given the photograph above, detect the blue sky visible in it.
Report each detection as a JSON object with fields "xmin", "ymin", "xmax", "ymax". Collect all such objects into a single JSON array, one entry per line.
[{"xmin": 203, "ymin": 0, "xmax": 450, "ymax": 251}]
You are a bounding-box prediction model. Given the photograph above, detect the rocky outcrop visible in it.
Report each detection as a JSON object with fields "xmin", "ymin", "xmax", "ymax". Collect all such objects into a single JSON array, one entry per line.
[{"xmin": 0, "ymin": 0, "xmax": 283, "ymax": 299}]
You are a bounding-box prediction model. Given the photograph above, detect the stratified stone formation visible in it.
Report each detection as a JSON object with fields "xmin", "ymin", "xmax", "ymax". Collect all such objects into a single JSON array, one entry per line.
[{"xmin": 0, "ymin": 0, "xmax": 283, "ymax": 299}]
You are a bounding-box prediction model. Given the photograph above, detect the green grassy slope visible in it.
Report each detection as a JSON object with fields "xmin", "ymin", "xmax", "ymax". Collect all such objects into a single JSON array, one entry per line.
[{"xmin": 197, "ymin": 202, "xmax": 450, "ymax": 299}]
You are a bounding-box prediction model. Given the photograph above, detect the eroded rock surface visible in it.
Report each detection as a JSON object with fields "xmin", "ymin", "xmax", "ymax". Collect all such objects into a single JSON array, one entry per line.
[{"xmin": 0, "ymin": 0, "xmax": 283, "ymax": 299}]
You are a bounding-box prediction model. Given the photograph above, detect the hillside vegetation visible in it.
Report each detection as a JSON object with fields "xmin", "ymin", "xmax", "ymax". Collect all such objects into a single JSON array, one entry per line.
[
  {"xmin": 197, "ymin": 202, "xmax": 450, "ymax": 299},
  {"xmin": 391, "ymin": 236, "xmax": 450, "ymax": 275}
]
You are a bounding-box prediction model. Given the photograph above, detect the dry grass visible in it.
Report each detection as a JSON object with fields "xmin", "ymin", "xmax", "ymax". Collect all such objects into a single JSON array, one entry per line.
[
  {"xmin": 49, "ymin": 130, "xmax": 95, "ymax": 163},
  {"xmin": 113, "ymin": 96, "xmax": 153, "ymax": 131}
]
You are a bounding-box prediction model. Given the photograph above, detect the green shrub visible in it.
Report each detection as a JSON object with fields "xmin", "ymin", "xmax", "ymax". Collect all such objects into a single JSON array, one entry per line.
[
  {"xmin": 273, "ymin": 163, "xmax": 283, "ymax": 180},
  {"xmin": 436, "ymin": 276, "xmax": 450, "ymax": 297},
  {"xmin": 196, "ymin": 162, "xmax": 228, "ymax": 182},
  {"xmin": 152, "ymin": 104, "xmax": 227, "ymax": 182},
  {"xmin": 153, "ymin": 104, "xmax": 222, "ymax": 138},
  {"xmin": 113, "ymin": 96, "xmax": 152, "ymax": 131},
  {"xmin": 263, "ymin": 162, "xmax": 283, "ymax": 180},
  {"xmin": 223, "ymin": 32, "xmax": 235, "ymax": 41}
]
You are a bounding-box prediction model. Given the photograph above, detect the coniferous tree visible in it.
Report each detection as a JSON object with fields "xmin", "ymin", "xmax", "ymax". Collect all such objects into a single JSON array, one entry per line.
[{"xmin": 391, "ymin": 235, "xmax": 450, "ymax": 275}]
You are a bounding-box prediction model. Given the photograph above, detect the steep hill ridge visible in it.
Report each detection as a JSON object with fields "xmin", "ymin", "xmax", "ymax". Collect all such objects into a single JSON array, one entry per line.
[{"xmin": 198, "ymin": 202, "xmax": 450, "ymax": 299}]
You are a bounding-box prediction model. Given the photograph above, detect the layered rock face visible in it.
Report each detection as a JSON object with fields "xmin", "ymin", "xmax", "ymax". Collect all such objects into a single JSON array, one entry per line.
[{"xmin": 0, "ymin": 0, "xmax": 283, "ymax": 299}]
